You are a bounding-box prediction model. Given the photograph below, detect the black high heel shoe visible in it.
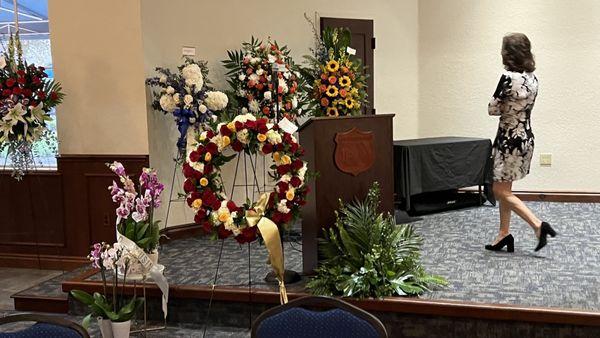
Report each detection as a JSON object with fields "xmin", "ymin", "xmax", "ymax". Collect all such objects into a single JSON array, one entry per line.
[
  {"xmin": 485, "ymin": 234, "xmax": 514, "ymax": 252},
  {"xmin": 534, "ymin": 222, "xmax": 557, "ymax": 252}
]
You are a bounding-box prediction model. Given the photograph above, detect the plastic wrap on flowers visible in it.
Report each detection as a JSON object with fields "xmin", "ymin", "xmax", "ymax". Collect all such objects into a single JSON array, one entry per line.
[
  {"xmin": 222, "ymin": 37, "xmax": 307, "ymax": 123},
  {"xmin": 146, "ymin": 57, "xmax": 228, "ymax": 152}
]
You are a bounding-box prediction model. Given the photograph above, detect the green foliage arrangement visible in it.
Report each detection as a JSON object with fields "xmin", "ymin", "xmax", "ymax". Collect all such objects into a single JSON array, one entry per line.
[{"xmin": 307, "ymin": 183, "xmax": 447, "ymax": 298}]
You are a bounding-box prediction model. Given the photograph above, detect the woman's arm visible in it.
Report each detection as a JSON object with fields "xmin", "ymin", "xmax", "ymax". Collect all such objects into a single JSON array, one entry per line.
[{"xmin": 488, "ymin": 74, "xmax": 511, "ymax": 116}]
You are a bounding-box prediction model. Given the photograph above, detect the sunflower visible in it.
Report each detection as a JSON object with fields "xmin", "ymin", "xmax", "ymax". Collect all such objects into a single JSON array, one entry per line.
[
  {"xmin": 339, "ymin": 76, "xmax": 351, "ymax": 87},
  {"xmin": 345, "ymin": 98, "xmax": 355, "ymax": 109},
  {"xmin": 325, "ymin": 85, "xmax": 339, "ymax": 97},
  {"xmin": 326, "ymin": 107, "xmax": 339, "ymax": 116},
  {"xmin": 326, "ymin": 59, "xmax": 340, "ymax": 72}
]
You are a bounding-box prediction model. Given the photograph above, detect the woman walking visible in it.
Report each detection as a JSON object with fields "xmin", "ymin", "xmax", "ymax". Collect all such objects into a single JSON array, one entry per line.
[{"xmin": 485, "ymin": 33, "xmax": 556, "ymax": 253}]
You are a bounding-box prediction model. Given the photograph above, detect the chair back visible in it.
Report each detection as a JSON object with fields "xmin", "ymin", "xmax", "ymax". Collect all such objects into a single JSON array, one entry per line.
[
  {"xmin": 0, "ymin": 313, "xmax": 89, "ymax": 338},
  {"xmin": 252, "ymin": 296, "xmax": 387, "ymax": 338}
]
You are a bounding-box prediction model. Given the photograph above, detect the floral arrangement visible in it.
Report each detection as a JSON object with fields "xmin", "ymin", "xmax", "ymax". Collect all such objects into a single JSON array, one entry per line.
[
  {"xmin": 302, "ymin": 18, "xmax": 367, "ymax": 117},
  {"xmin": 223, "ymin": 37, "xmax": 306, "ymax": 122},
  {"xmin": 71, "ymin": 242, "xmax": 145, "ymax": 329},
  {"xmin": 146, "ymin": 57, "xmax": 228, "ymax": 150},
  {"xmin": 108, "ymin": 161, "xmax": 164, "ymax": 253},
  {"xmin": 182, "ymin": 113, "xmax": 309, "ymax": 243},
  {"xmin": 0, "ymin": 33, "xmax": 64, "ymax": 179}
]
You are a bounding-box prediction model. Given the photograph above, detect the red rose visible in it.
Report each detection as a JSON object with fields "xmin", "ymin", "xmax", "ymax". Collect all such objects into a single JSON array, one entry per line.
[
  {"xmin": 290, "ymin": 176, "xmax": 302, "ymax": 188},
  {"xmin": 262, "ymin": 143, "xmax": 273, "ymax": 154},
  {"xmin": 217, "ymin": 225, "xmax": 233, "ymax": 239},
  {"xmin": 2, "ymin": 89, "xmax": 11, "ymax": 97},
  {"xmin": 6, "ymin": 78, "xmax": 15, "ymax": 87},
  {"xmin": 234, "ymin": 121, "xmax": 244, "ymax": 130},
  {"xmin": 226, "ymin": 200, "xmax": 238, "ymax": 212},
  {"xmin": 236, "ymin": 226, "xmax": 257, "ymax": 244},
  {"xmin": 22, "ymin": 89, "xmax": 32, "ymax": 97},
  {"xmin": 277, "ymin": 164, "xmax": 291, "ymax": 175},
  {"xmin": 189, "ymin": 150, "xmax": 201, "ymax": 162},
  {"xmin": 32, "ymin": 77, "xmax": 41, "ymax": 85},
  {"xmin": 183, "ymin": 179, "xmax": 196, "ymax": 193},
  {"xmin": 291, "ymin": 159, "xmax": 303, "ymax": 171},
  {"xmin": 17, "ymin": 77, "xmax": 26, "ymax": 85},
  {"xmin": 276, "ymin": 181, "xmax": 289, "ymax": 193},
  {"xmin": 201, "ymin": 220, "xmax": 212, "ymax": 234},
  {"xmin": 231, "ymin": 140, "xmax": 244, "ymax": 152},
  {"xmin": 16, "ymin": 70, "xmax": 25, "ymax": 77},
  {"xmin": 194, "ymin": 211, "xmax": 207, "ymax": 223},
  {"xmin": 205, "ymin": 142, "xmax": 218, "ymax": 155},
  {"xmin": 206, "ymin": 130, "xmax": 215, "ymax": 139},
  {"xmin": 289, "ymin": 143, "xmax": 299, "ymax": 153},
  {"xmin": 182, "ymin": 162, "xmax": 195, "ymax": 177},
  {"xmin": 204, "ymin": 164, "xmax": 214, "ymax": 174},
  {"xmin": 12, "ymin": 87, "xmax": 22, "ymax": 95},
  {"xmin": 245, "ymin": 120, "xmax": 257, "ymax": 130},
  {"xmin": 219, "ymin": 124, "xmax": 232, "ymax": 137},
  {"xmin": 50, "ymin": 92, "xmax": 58, "ymax": 100}
]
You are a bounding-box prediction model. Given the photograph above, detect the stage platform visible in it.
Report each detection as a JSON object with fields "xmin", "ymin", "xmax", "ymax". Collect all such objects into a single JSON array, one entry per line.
[{"xmin": 11, "ymin": 202, "xmax": 600, "ymax": 337}]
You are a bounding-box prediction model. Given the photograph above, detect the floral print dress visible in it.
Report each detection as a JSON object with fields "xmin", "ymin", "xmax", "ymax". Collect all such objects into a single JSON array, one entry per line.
[{"xmin": 488, "ymin": 71, "xmax": 538, "ymax": 182}]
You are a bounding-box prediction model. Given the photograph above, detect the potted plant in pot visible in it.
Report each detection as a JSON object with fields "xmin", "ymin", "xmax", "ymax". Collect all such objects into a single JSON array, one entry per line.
[
  {"xmin": 71, "ymin": 242, "xmax": 144, "ymax": 338},
  {"xmin": 107, "ymin": 161, "xmax": 165, "ymax": 277}
]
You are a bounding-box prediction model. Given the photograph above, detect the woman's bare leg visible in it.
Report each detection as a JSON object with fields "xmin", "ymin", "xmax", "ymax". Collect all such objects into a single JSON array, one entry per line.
[{"xmin": 493, "ymin": 181, "xmax": 542, "ymax": 236}]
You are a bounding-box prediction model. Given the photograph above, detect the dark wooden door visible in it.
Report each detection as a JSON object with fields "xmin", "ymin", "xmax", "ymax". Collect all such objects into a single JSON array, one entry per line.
[{"xmin": 320, "ymin": 17, "xmax": 375, "ymax": 114}]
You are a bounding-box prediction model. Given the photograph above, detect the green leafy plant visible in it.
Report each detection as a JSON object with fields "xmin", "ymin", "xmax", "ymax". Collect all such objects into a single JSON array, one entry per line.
[
  {"xmin": 71, "ymin": 290, "xmax": 143, "ymax": 329},
  {"xmin": 307, "ymin": 183, "xmax": 447, "ymax": 298},
  {"xmin": 117, "ymin": 219, "xmax": 161, "ymax": 253}
]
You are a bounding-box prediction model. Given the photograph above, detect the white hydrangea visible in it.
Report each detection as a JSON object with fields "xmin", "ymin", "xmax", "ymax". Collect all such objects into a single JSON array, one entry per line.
[
  {"xmin": 204, "ymin": 91, "xmax": 228, "ymax": 111},
  {"xmin": 237, "ymin": 129, "xmax": 250, "ymax": 144},
  {"xmin": 182, "ymin": 63, "xmax": 204, "ymax": 90},
  {"xmin": 159, "ymin": 94, "xmax": 176, "ymax": 112},
  {"xmin": 248, "ymin": 100, "xmax": 260, "ymax": 113},
  {"xmin": 266, "ymin": 129, "xmax": 282, "ymax": 144}
]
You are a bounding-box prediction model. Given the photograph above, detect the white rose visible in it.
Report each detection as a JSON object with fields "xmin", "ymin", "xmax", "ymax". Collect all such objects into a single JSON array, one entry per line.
[
  {"xmin": 248, "ymin": 73, "xmax": 259, "ymax": 82},
  {"xmin": 173, "ymin": 93, "xmax": 180, "ymax": 103},
  {"xmin": 279, "ymin": 174, "xmax": 292, "ymax": 183},
  {"xmin": 233, "ymin": 113, "xmax": 256, "ymax": 124},
  {"xmin": 204, "ymin": 91, "xmax": 228, "ymax": 111},
  {"xmin": 268, "ymin": 55, "xmax": 276, "ymax": 63},
  {"xmin": 159, "ymin": 75, "xmax": 167, "ymax": 83},
  {"xmin": 241, "ymin": 107, "xmax": 248, "ymax": 114},
  {"xmin": 278, "ymin": 78, "xmax": 289, "ymax": 93},
  {"xmin": 239, "ymin": 74, "xmax": 246, "ymax": 81},
  {"xmin": 264, "ymin": 91, "xmax": 272, "ymax": 101},
  {"xmin": 277, "ymin": 199, "xmax": 290, "ymax": 214},
  {"xmin": 166, "ymin": 86, "xmax": 175, "ymax": 94},
  {"xmin": 256, "ymin": 68, "xmax": 264, "ymax": 76},
  {"xmin": 159, "ymin": 94, "xmax": 176, "ymax": 112},
  {"xmin": 184, "ymin": 94, "xmax": 194, "ymax": 106},
  {"xmin": 237, "ymin": 129, "xmax": 250, "ymax": 144},
  {"xmin": 266, "ymin": 129, "xmax": 282, "ymax": 144},
  {"xmin": 199, "ymin": 104, "xmax": 208, "ymax": 114},
  {"xmin": 251, "ymin": 57, "xmax": 261, "ymax": 65},
  {"xmin": 291, "ymin": 96, "xmax": 298, "ymax": 109}
]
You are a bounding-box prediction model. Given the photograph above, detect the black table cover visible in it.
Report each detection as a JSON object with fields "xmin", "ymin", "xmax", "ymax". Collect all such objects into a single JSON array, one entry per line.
[{"xmin": 393, "ymin": 137, "xmax": 494, "ymax": 210}]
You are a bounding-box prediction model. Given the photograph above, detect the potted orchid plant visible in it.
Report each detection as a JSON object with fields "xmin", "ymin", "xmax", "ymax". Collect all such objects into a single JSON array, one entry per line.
[
  {"xmin": 107, "ymin": 161, "xmax": 165, "ymax": 275},
  {"xmin": 71, "ymin": 242, "xmax": 144, "ymax": 338}
]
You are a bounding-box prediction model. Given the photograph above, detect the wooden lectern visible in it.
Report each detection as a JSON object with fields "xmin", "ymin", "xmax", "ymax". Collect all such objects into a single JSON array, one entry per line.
[{"xmin": 298, "ymin": 114, "xmax": 395, "ymax": 274}]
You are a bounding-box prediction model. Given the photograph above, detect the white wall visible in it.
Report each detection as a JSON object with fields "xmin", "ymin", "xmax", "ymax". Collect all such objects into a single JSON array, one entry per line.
[
  {"xmin": 140, "ymin": 0, "xmax": 420, "ymax": 226},
  {"xmin": 418, "ymin": 0, "xmax": 600, "ymax": 192}
]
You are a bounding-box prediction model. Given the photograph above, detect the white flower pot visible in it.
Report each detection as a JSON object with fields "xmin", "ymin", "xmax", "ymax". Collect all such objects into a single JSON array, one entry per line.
[
  {"xmin": 98, "ymin": 317, "xmax": 113, "ymax": 338},
  {"xmin": 110, "ymin": 320, "xmax": 131, "ymax": 338}
]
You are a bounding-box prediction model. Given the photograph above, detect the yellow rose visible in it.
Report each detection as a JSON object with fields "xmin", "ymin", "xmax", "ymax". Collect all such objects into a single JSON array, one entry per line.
[
  {"xmin": 286, "ymin": 188, "xmax": 295, "ymax": 201},
  {"xmin": 257, "ymin": 133, "xmax": 267, "ymax": 142},
  {"xmin": 281, "ymin": 155, "xmax": 292, "ymax": 165},
  {"xmin": 222, "ymin": 136, "xmax": 231, "ymax": 147},
  {"xmin": 273, "ymin": 152, "xmax": 281, "ymax": 163},
  {"xmin": 192, "ymin": 199, "xmax": 203, "ymax": 209},
  {"xmin": 200, "ymin": 177, "xmax": 209, "ymax": 186},
  {"xmin": 204, "ymin": 152, "xmax": 212, "ymax": 162},
  {"xmin": 199, "ymin": 132, "xmax": 207, "ymax": 141},
  {"xmin": 227, "ymin": 122, "xmax": 236, "ymax": 132},
  {"xmin": 218, "ymin": 210, "xmax": 230, "ymax": 223}
]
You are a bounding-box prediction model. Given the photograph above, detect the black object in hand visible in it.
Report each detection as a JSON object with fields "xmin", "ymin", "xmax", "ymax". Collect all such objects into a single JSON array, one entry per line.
[{"xmin": 493, "ymin": 74, "xmax": 511, "ymax": 99}]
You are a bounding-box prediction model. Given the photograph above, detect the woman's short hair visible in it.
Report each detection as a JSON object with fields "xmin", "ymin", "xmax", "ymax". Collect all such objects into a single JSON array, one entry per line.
[{"xmin": 502, "ymin": 33, "xmax": 536, "ymax": 73}]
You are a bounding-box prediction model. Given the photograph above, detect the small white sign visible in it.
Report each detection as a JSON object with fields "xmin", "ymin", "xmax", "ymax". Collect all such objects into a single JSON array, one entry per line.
[
  {"xmin": 278, "ymin": 117, "xmax": 298, "ymax": 134},
  {"xmin": 182, "ymin": 46, "xmax": 196, "ymax": 56},
  {"xmin": 346, "ymin": 47, "xmax": 356, "ymax": 55}
]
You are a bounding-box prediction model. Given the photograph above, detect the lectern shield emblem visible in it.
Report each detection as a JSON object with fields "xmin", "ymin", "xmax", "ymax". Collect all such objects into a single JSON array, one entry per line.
[{"xmin": 334, "ymin": 128, "xmax": 375, "ymax": 176}]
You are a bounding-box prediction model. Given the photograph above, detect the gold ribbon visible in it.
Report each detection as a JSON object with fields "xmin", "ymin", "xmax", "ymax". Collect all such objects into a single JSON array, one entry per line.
[{"xmin": 246, "ymin": 193, "xmax": 288, "ymax": 304}]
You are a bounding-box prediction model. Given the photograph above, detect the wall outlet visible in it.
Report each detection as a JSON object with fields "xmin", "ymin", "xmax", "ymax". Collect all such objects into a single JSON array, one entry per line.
[
  {"xmin": 540, "ymin": 153, "xmax": 552, "ymax": 166},
  {"xmin": 182, "ymin": 46, "xmax": 196, "ymax": 56}
]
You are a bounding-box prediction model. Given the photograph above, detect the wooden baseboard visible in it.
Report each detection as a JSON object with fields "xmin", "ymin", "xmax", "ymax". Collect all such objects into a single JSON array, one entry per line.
[
  {"xmin": 513, "ymin": 191, "xmax": 600, "ymax": 203},
  {"xmin": 12, "ymin": 295, "xmax": 68, "ymax": 313},
  {"xmin": 0, "ymin": 253, "xmax": 87, "ymax": 270},
  {"xmin": 159, "ymin": 223, "xmax": 204, "ymax": 243}
]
